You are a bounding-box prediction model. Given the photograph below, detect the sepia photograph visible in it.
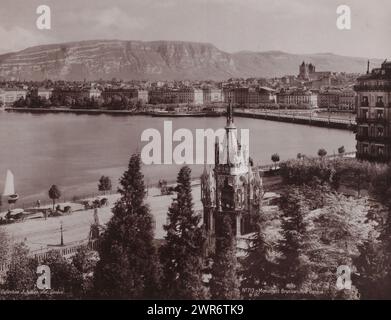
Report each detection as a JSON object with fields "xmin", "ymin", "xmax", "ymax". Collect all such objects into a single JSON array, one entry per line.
[{"xmin": 0, "ymin": 0, "xmax": 390, "ymax": 306}]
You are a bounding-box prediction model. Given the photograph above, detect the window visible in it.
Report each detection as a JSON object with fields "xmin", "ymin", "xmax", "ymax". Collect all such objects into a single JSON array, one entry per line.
[
  {"xmin": 362, "ymin": 96, "xmax": 369, "ymax": 106},
  {"xmin": 377, "ymin": 96, "xmax": 384, "ymax": 107},
  {"xmin": 377, "ymin": 109, "xmax": 384, "ymax": 119},
  {"xmin": 363, "ymin": 144, "xmax": 369, "ymax": 154},
  {"xmin": 377, "ymin": 127, "xmax": 384, "ymax": 137},
  {"xmin": 361, "ymin": 109, "xmax": 368, "ymax": 119},
  {"xmin": 363, "ymin": 126, "xmax": 369, "ymax": 136}
]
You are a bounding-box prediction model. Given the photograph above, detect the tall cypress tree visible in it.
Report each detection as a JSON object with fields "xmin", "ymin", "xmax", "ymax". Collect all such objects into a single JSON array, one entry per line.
[
  {"xmin": 93, "ymin": 153, "xmax": 160, "ymax": 299},
  {"xmin": 277, "ymin": 187, "xmax": 309, "ymax": 290},
  {"xmin": 160, "ymin": 166, "xmax": 206, "ymax": 299},
  {"xmin": 241, "ymin": 213, "xmax": 275, "ymax": 299},
  {"xmin": 0, "ymin": 227, "xmax": 8, "ymax": 266},
  {"xmin": 209, "ymin": 215, "xmax": 240, "ymax": 299}
]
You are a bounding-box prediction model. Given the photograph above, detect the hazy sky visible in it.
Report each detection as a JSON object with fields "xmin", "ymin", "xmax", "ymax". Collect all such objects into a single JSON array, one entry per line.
[{"xmin": 0, "ymin": 0, "xmax": 390, "ymax": 58}]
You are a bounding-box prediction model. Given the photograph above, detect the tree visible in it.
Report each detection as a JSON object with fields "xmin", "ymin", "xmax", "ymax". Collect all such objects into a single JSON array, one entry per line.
[
  {"xmin": 160, "ymin": 166, "xmax": 206, "ymax": 299},
  {"xmin": 318, "ymin": 148, "xmax": 327, "ymax": 158},
  {"xmin": 275, "ymin": 183, "xmax": 376, "ymax": 298},
  {"xmin": 354, "ymin": 235, "xmax": 389, "ymax": 299},
  {"xmin": 98, "ymin": 176, "xmax": 112, "ymax": 195},
  {"xmin": 209, "ymin": 215, "xmax": 240, "ymax": 299},
  {"xmin": 271, "ymin": 153, "xmax": 280, "ymax": 170},
  {"xmin": 0, "ymin": 227, "xmax": 9, "ymax": 266},
  {"xmin": 71, "ymin": 247, "xmax": 98, "ymax": 297},
  {"xmin": 93, "ymin": 153, "xmax": 160, "ymax": 299},
  {"xmin": 276, "ymin": 188, "xmax": 310, "ymax": 291},
  {"xmin": 4, "ymin": 243, "xmax": 38, "ymax": 292},
  {"xmin": 48, "ymin": 185, "xmax": 61, "ymax": 210},
  {"xmin": 337, "ymin": 159, "xmax": 372, "ymax": 198},
  {"xmin": 280, "ymin": 157, "xmax": 336, "ymax": 186},
  {"xmin": 304, "ymin": 192, "xmax": 374, "ymax": 297},
  {"xmin": 241, "ymin": 213, "xmax": 275, "ymax": 299},
  {"xmin": 41, "ymin": 250, "xmax": 78, "ymax": 294}
]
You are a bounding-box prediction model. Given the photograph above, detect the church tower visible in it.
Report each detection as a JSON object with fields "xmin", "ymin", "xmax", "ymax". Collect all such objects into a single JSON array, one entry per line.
[{"xmin": 201, "ymin": 103, "xmax": 263, "ymax": 253}]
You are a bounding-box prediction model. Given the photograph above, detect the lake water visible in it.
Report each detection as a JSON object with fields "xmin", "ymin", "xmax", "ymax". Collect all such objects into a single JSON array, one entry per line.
[{"xmin": 0, "ymin": 112, "xmax": 356, "ymax": 206}]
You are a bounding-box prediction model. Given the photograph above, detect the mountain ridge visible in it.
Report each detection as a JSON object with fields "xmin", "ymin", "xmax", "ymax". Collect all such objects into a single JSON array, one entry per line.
[{"xmin": 0, "ymin": 40, "xmax": 380, "ymax": 81}]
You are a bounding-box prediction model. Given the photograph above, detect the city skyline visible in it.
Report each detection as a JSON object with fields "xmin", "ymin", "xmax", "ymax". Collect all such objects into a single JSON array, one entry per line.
[{"xmin": 0, "ymin": 0, "xmax": 390, "ymax": 59}]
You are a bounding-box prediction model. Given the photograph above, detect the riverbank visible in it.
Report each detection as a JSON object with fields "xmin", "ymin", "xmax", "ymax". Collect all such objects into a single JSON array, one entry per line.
[{"xmin": 5, "ymin": 107, "xmax": 356, "ymax": 131}]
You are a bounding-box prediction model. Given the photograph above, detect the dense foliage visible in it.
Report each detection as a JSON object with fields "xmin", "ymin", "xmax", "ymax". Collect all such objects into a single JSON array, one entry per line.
[
  {"xmin": 160, "ymin": 166, "xmax": 207, "ymax": 299},
  {"xmin": 93, "ymin": 153, "xmax": 160, "ymax": 299}
]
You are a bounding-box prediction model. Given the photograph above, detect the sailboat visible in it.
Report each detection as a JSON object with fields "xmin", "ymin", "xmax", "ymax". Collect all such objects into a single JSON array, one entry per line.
[{"xmin": 3, "ymin": 170, "xmax": 19, "ymax": 204}]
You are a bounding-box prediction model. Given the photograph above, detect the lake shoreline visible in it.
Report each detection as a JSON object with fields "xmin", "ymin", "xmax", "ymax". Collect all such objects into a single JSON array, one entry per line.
[
  {"xmin": 0, "ymin": 112, "xmax": 356, "ymax": 206},
  {"xmin": 5, "ymin": 107, "xmax": 355, "ymax": 131}
]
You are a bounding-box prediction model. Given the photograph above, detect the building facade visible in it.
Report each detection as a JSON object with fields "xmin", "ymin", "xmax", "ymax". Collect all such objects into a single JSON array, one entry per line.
[
  {"xmin": 338, "ymin": 88, "xmax": 356, "ymax": 111},
  {"xmin": 222, "ymin": 87, "xmax": 276, "ymax": 106},
  {"xmin": 102, "ymin": 88, "xmax": 148, "ymax": 103},
  {"xmin": 201, "ymin": 104, "xmax": 263, "ymax": 253},
  {"xmin": 203, "ymin": 88, "xmax": 222, "ymax": 103},
  {"xmin": 318, "ymin": 88, "xmax": 356, "ymax": 111},
  {"xmin": 52, "ymin": 87, "xmax": 100, "ymax": 102},
  {"xmin": 354, "ymin": 60, "xmax": 391, "ymax": 162},
  {"xmin": 0, "ymin": 88, "xmax": 27, "ymax": 105},
  {"xmin": 318, "ymin": 89, "xmax": 341, "ymax": 109},
  {"xmin": 277, "ymin": 89, "xmax": 318, "ymax": 108},
  {"xmin": 149, "ymin": 88, "xmax": 203, "ymax": 105},
  {"xmin": 37, "ymin": 88, "xmax": 53, "ymax": 100}
]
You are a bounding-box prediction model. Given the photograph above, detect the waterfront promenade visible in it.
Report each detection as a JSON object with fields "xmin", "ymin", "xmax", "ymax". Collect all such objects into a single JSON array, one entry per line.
[
  {"xmin": 5, "ymin": 106, "xmax": 356, "ymax": 131},
  {"xmin": 234, "ymin": 109, "xmax": 356, "ymax": 130}
]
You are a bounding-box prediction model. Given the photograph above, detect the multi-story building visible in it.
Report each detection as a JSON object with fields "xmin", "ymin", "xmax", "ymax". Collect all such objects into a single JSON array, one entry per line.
[
  {"xmin": 149, "ymin": 88, "xmax": 203, "ymax": 105},
  {"xmin": 203, "ymin": 88, "xmax": 222, "ymax": 103},
  {"xmin": 222, "ymin": 87, "xmax": 276, "ymax": 106},
  {"xmin": 258, "ymin": 87, "xmax": 277, "ymax": 104},
  {"xmin": 318, "ymin": 88, "xmax": 356, "ymax": 111},
  {"xmin": 89, "ymin": 88, "xmax": 101, "ymax": 99},
  {"xmin": 339, "ymin": 88, "xmax": 356, "ymax": 111},
  {"xmin": 232, "ymin": 87, "xmax": 249, "ymax": 105},
  {"xmin": 37, "ymin": 88, "xmax": 53, "ymax": 100},
  {"xmin": 318, "ymin": 89, "xmax": 341, "ymax": 109},
  {"xmin": 354, "ymin": 60, "xmax": 391, "ymax": 162},
  {"xmin": 193, "ymin": 89, "xmax": 204, "ymax": 105},
  {"xmin": 102, "ymin": 88, "xmax": 148, "ymax": 103},
  {"xmin": 52, "ymin": 87, "xmax": 101, "ymax": 102},
  {"xmin": 149, "ymin": 88, "xmax": 177, "ymax": 104},
  {"xmin": 277, "ymin": 89, "xmax": 318, "ymax": 108},
  {"xmin": 0, "ymin": 88, "xmax": 27, "ymax": 105},
  {"xmin": 136, "ymin": 90, "xmax": 149, "ymax": 103}
]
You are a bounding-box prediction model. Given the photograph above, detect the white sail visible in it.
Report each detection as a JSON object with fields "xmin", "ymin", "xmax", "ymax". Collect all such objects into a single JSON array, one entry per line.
[{"xmin": 3, "ymin": 170, "xmax": 15, "ymax": 196}]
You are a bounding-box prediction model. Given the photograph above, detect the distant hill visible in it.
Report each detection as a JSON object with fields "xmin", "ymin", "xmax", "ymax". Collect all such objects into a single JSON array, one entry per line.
[{"xmin": 0, "ymin": 40, "xmax": 380, "ymax": 81}]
